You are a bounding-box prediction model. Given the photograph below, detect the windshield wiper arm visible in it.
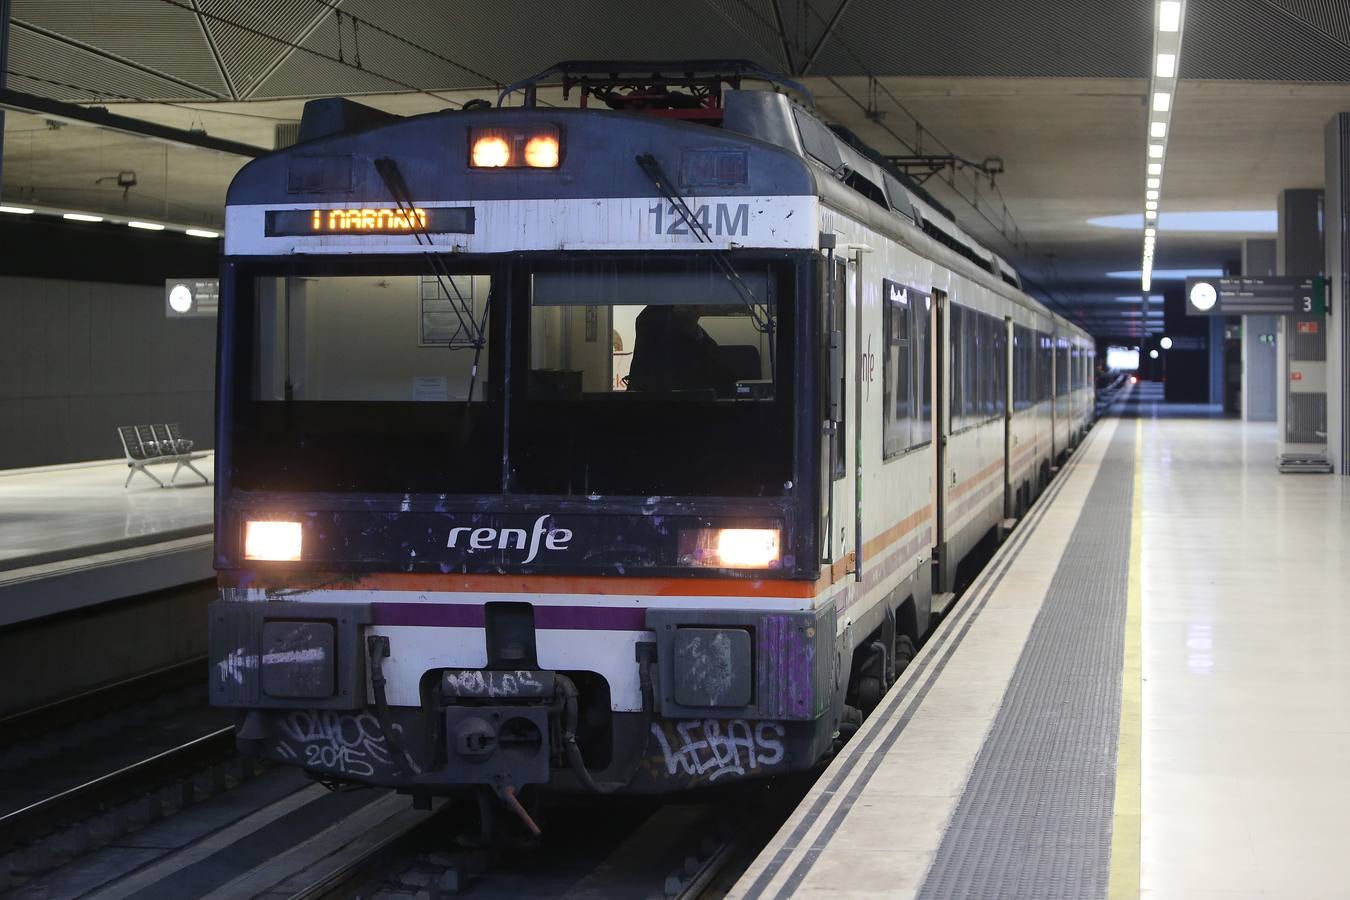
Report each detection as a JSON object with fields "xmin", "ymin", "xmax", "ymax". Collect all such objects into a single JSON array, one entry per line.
[
  {"xmin": 634, "ymin": 154, "xmax": 777, "ymax": 377},
  {"xmin": 373, "ymin": 158, "xmax": 485, "ymax": 351}
]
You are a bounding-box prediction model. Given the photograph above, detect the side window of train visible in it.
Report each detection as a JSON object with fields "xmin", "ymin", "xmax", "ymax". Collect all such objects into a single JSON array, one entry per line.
[
  {"xmin": 913, "ymin": 288, "xmax": 932, "ymax": 446},
  {"xmin": 948, "ymin": 304, "xmax": 963, "ymax": 431},
  {"xmin": 881, "ymin": 281, "xmax": 932, "ymax": 459},
  {"xmin": 1013, "ymin": 324, "xmax": 1033, "ymax": 411},
  {"xmin": 991, "ymin": 315, "xmax": 1006, "ymax": 417},
  {"xmin": 882, "ymin": 279, "xmax": 912, "ymax": 459},
  {"xmin": 1038, "ymin": 332, "xmax": 1053, "ymax": 402}
]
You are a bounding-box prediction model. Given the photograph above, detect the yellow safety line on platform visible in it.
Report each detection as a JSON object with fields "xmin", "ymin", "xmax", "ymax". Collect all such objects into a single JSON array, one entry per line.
[{"xmin": 1108, "ymin": 418, "xmax": 1144, "ymax": 899}]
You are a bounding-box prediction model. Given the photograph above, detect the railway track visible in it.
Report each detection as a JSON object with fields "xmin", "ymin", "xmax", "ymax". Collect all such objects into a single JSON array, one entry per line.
[{"xmin": 0, "ymin": 661, "xmax": 246, "ymax": 891}]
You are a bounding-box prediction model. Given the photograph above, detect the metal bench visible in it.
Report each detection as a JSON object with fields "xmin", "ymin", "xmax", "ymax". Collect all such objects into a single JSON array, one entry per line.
[{"xmin": 117, "ymin": 423, "xmax": 210, "ymax": 488}]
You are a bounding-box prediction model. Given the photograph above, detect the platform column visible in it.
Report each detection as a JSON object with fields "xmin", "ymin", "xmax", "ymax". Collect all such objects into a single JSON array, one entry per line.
[
  {"xmin": 1241, "ymin": 239, "xmax": 1278, "ymax": 421},
  {"xmin": 0, "ymin": 0, "xmax": 10, "ymax": 198},
  {"xmin": 1326, "ymin": 115, "xmax": 1350, "ymax": 475}
]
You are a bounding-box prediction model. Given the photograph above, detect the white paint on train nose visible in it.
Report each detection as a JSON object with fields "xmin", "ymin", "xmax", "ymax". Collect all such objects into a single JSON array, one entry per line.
[{"xmin": 217, "ymin": 646, "xmax": 327, "ymax": 684}]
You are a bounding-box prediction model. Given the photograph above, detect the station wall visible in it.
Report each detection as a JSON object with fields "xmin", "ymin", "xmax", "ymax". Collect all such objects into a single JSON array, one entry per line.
[{"xmin": 0, "ymin": 276, "xmax": 215, "ymax": 469}]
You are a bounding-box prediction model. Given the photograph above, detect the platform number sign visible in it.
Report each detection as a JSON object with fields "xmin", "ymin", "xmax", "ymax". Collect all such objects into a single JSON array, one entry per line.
[{"xmin": 1185, "ymin": 276, "xmax": 1328, "ymax": 316}]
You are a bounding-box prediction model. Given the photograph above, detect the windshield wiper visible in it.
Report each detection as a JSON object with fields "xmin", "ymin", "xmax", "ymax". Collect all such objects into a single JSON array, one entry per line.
[
  {"xmin": 373, "ymin": 158, "xmax": 490, "ymax": 400},
  {"xmin": 634, "ymin": 153, "xmax": 776, "ymax": 379}
]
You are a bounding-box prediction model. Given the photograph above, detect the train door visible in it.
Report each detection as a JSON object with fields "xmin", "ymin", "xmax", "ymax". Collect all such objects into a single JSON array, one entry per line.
[
  {"xmin": 932, "ymin": 289, "xmax": 949, "ymax": 594},
  {"xmin": 821, "ymin": 252, "xmax": 851, "ymax": 575},
  {"xmin": 1003, "ymin": 315, "xmax": 1014, "ymax": 520},
  {"xmin": 1050, "ymin": 328, "xmax": 1059, "ymax": 463},
  {"xmin": 850, "ymin": 252, "xmax": 864, "ymax": 582}
]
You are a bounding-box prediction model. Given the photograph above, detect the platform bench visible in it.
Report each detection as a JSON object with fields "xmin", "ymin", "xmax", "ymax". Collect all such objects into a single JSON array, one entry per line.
[{"xmin": 118, "ymin": 423, "xmax": 210, "ymax": 488}]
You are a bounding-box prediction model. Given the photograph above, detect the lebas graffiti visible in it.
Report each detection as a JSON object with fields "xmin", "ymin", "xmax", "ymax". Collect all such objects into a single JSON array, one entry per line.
[{"xmin": 650, "ymin": 718, "xmax": 786, "ymax": 782}]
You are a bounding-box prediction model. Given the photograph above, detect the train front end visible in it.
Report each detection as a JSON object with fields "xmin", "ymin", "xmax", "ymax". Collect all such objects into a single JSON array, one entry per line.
[{"xmin": 209, "ymin": 98, "xmax": 840, "ymax": 799}]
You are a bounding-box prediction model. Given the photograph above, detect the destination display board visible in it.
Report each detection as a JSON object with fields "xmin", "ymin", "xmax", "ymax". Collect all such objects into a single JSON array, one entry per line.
[
  {"xmin": 1185, "ymin": 276, "xmax": 1328, "ymax": 316},
  {"xmin": 264, "ymin": 206, "xmax": 475, "ymax": 237}
]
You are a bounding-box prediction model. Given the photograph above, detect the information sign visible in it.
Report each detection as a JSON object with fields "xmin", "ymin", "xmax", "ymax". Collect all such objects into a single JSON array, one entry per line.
[
  {"xmin": 1185, "ymin": 276, "xmax": 1328, "ymax": 316},
  {"xmin": 164, "ymin": 278, "xmax": 219, "ymax": 318}
]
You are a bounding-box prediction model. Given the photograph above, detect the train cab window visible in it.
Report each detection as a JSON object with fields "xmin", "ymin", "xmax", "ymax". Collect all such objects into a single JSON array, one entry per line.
[
  {"xmin": 512, "ymin": 254, "xmax": 795, "ymax": 497},
  {"xmin": 237, "ymin": 267, "xmax": 502, "ymax": 494}
]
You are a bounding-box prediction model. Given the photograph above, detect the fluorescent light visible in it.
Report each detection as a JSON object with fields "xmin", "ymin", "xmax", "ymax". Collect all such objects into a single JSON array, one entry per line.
[
  {"xmin": 185, "ymin": 228, "xmax": 220, "ymax": 238},
  {"xmin": 63, "ymin": 213, "xmax": 103, "ymax": 222},
  {"xmin": 0, "ymin": 205, "xmax": 35, "ymax": 214},
  {"xmin": 1148, "ymin": 163, "xmax": 1163, "ymax": 175},
  {"xmin": 1156, "ymin": 53, "xmax": 1177, "ymax": 78},
  {"xmin": 1109, "ymin": 267, "xmax": 1223, "ymax": 280},
  {"xmin": 1147, "ymin": 177, "xmax": 1161, "ymax": 189},
  {"xmin": 1089, "ymin": 210, "xmax": 1277, "ymax": 232},
  {"xmin": 1150, "ymin": 121, "xmax": 1167, "ymax": 138},
  {"xmin": 1153, "ymin": 91, "xmax": 1171, "ymax": 112},
  {"xmin": 1146, "ymin": 190, "xmax": 1160, "ymax": 200},
  {"xmin": 1142, "ymin": 273, "xmax": 1152, "ymax": 292},
  {"xmin": 128, "ymin": 221, "xmax": 165, "ymax": 231},
  {"xmin": 1145, "ymin": 210, "xmax": 1158, "ymax": 220},
  {"xmin": 1145, "ymin": 200, "xmax": 1158, "ymax": 210},
  {"xmin": 1160, "ymin": 1, "xmax": 1181, "ymax": 31},
  {"xmin": 1144, "ymin": 227, "xmax": 1156, "ymax": 237},
  {"xmin": 1148, "ymin": 144, "xmax": 1165, "ymax": 158}
]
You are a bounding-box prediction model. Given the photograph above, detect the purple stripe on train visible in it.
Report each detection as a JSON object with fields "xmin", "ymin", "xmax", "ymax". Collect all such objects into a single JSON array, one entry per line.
[{"xmin": 371, "ymin": 602, "xmax": 646, "ymax": 631}]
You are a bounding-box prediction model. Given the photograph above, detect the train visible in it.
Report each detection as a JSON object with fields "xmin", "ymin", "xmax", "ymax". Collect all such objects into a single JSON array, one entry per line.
[{"xmin": 208, "ymin": 61, "xmax": 1095, "ymax": 815}]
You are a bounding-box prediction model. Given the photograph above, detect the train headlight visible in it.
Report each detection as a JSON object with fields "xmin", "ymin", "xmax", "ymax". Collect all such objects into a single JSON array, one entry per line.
[
  {"xmin": 471, "ymin": 134, "xmax": 511, "ymax": 168},
  {"xmin": 678, "ymin": 528, "xmax": 781, "ymax": 569},
  {"xmin": 244, "ymin": 521, "xmax": 302, "ymax": 561},
  {"xmin": 468, "ymin": 125, "xmax": 561, "ymax": 169},
  {"xmin": 524, "ymin": 134, "xmax": 560, "ymax": 168}
]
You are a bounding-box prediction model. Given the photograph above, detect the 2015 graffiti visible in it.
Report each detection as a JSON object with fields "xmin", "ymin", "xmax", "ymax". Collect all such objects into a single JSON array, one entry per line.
[
  {"xmin": 650, "ymin": 718, "xmax": 786, "ymax": 782},
  {"xmin": 272, "ymin": 710, "xmax": 398, "ymax": 778}
]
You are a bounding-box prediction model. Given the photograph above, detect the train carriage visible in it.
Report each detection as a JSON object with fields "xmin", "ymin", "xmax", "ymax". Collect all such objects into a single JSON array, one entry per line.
[{"xmin": 208, "ymin": 63, "xmax": 1094, "ymax": 811}]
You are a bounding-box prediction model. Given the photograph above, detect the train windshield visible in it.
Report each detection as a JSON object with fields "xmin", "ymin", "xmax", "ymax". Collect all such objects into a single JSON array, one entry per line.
[
  {"xmin": 514, "ymin": 255, "xmax": 794, "ymax": 497},
  {"xmin": 232, "ymin": 253, "xmax": 797, "ymax": 497}
]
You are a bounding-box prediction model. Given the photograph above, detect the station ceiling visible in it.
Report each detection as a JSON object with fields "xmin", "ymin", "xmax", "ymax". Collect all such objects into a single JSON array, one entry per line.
[{"xmin": 4, "ymin": 0, "xmax": 1350, "ymax": 338}]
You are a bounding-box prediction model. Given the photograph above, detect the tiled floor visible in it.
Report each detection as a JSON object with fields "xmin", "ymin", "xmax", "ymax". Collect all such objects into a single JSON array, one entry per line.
[
  {"xmin": 736, "ymin": 392, "xmax": 1350, "ymax": 899},
  {"xmin": 1139, "ymin": 416, "xmax": 1350, "ymax": 900},
  {"xmin": 0, "ymin": 455, "xmax": 214, "ymax": 566}
]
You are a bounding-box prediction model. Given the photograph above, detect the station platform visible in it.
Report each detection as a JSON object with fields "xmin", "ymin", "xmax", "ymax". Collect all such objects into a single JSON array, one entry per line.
[
  {"xmin": 0, "ymin": 456, "xmax": 215, "ymax": 626},
  {"xmin": 733, "ymin": 388, "xmax": 1350, "ymax": 899}
]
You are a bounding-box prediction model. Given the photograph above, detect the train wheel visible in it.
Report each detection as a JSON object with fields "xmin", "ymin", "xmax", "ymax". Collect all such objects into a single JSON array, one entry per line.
[{"xmin": 890, "ymin": 635, "xmax": 916, "ymax": 683}]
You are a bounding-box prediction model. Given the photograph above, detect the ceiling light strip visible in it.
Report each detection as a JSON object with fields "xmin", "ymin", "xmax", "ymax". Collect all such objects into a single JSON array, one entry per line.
[
  {"xmin": 0, "ymin": 203, "xmax": 221, "ymax": 238},
  {"xmin": 1142, "ymin": 0, "xmax": 1188, "ymax": 294}
]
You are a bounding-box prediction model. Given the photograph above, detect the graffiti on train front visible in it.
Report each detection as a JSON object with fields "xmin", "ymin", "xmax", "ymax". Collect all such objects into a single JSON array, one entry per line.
[
  {"xmin": 649, "ymin": 719, "xmax": 786, "ymax": 783},
  {"xmin": 272, "ymin": 710, "xmax": 400, "ymax": 778}
]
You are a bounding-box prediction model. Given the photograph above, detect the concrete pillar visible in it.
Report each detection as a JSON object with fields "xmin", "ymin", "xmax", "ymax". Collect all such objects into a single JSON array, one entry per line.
[
  {"xmin": 0, "ymin": 0, "xmax": 10, "ymax": 199},
  {"xmin": 1241, "ymin": 239, "xmax": 1278, "ymax": 421},
  {"xmin": 1326, "ymin": 114, "xmax": 1350, "ymax": 475},
  {"xmin": 1277, "ymin": 189, "xmax": 1324, "ymax": 276}
]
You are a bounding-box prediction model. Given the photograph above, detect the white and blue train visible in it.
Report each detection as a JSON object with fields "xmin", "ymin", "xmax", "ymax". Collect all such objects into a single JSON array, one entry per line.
[{"xmin": 209, "ymin": 62, "xmax": 1095, "ymax": 808}]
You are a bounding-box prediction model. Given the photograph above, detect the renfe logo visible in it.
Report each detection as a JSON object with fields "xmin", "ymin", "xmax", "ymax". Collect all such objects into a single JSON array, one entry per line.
[{"xmin": 447, "ymin": 515, "xmax": 572, "ymax": 564}]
